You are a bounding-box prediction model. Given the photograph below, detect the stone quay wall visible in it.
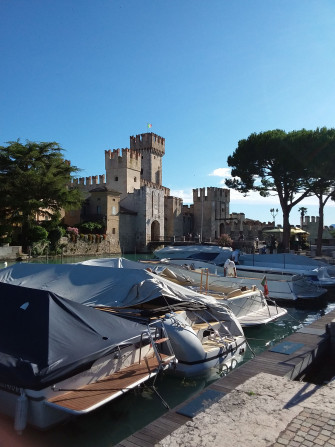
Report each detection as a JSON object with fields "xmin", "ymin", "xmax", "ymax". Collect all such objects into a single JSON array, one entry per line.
[{"xmin": 62, "ymin": 237, "xmax": 120, "ymax": 257}]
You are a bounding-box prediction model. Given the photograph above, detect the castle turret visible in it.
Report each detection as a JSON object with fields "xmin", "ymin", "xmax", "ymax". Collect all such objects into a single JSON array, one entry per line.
[
  {"xmin": 130, "ymin": 132, "xmax": 165, "ymax": 186},
  {"xmin": 105, "ymin": 148, "xmax": 141, "ymax": 199}
]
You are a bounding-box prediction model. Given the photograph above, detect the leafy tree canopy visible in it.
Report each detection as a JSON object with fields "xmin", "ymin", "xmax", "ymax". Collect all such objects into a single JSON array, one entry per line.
[
  {"xmin": 226, "ymin": 128, "xmax": 335, "ymax": 250},
  {"xmin": 0, "ymin": 140, "xmax": 83, "ymax": 248},
  {"xmin": 300, "ymin": 128, "xmax": 335, "ymax": 254}
]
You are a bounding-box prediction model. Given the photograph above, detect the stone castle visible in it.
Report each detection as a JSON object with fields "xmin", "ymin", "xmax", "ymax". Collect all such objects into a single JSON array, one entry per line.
[{"xmin": 64, "ymin": 132, "xmax": 249, "ymax": 253}]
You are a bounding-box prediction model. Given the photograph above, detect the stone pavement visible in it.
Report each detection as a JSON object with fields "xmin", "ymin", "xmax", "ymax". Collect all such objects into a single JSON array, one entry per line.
[
  {"xmin": 271, "ymin": 408, "xmax": 335, "ymax": 447},
  {"xmin": 157, "ymin": 373, "xmax": 335, "ymax": 447}
]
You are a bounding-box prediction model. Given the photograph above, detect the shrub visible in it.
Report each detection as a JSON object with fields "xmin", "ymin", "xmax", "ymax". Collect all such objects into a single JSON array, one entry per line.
[
  {"xmin": 48, "ymin": 227, "xmax": 64, "ymax": 251},
  {"xmin": 217, "ymin": 233, "xmax": 233, "ymax": 247},
  {"xmin": 80, "ymin": 222, "xmax": 103, "ymax": 234},
  {"xmin": 28, "ymin": 225, "xmax": 49, "ymax": 243}
]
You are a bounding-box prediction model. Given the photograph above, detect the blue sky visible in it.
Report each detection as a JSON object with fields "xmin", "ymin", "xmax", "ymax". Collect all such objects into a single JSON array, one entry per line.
[{"xmin": 1, "ymin": 0, "xmax": 335, "ymax": 226}]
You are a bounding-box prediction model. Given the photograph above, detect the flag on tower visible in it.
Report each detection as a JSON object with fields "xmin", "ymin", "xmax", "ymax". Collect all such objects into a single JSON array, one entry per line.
[{"xmin": 147, "ymin": 123, "xmax": 152, "ymax": 129}]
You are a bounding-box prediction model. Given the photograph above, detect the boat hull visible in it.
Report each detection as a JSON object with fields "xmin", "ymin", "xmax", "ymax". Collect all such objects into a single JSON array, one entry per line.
[{"xmin": 0, "ymin": 343, "xmax": 160, "ymax": 431}]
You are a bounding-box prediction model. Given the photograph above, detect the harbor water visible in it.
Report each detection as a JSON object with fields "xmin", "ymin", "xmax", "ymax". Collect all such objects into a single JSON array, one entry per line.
[{"xmin": 1, "ymin": 254, "xmax": 335, "ymax": 446}]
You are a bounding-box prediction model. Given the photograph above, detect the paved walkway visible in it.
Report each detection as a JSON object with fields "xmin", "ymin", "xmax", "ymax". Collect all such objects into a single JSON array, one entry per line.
[
  {"xmin": 271, "ymin": 408, "xmax": 335, "ymax": 447},
  {"xmin": 156, "ymin": 373, "xmax": 335, "ymax": 447}
]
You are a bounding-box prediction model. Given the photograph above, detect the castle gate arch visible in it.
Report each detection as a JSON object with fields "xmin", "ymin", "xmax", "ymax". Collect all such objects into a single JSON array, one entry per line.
[
  {"xmin": 219, "ymin": 223, "xmax": 225, "ymax": 237},
  {"xmin": 151, "ymin": 220, "xmax": 160, "ymax": 241}
]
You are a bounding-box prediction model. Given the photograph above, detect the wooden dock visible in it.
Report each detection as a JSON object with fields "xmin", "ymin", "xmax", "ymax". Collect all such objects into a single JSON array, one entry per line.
[{"xmin": 115, "ymin": 309, "xmax": 335, "ymax": 447}]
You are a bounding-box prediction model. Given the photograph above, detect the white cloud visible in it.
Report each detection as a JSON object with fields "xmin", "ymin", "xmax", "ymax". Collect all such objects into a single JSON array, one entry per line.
[
  {"xmin": 229, "ymin": 189, "xmax": 279, "ymax": 205},
  {"xmin": 170, "ymin": 189, "xmax": 193, "ymax": 204},
  {"xmin": 209, "ymin": 168, "xmax": 232, "ymax": 178}
]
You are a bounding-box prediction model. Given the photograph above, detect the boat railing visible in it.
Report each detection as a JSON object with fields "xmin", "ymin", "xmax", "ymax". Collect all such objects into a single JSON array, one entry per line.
[
  {"xmin": 140, "ymin": 322, "xmax": 176, "ymax": 372},
  {"xmin": 192, "ymin": 309, "xmax": 236, "ymax": 344}
]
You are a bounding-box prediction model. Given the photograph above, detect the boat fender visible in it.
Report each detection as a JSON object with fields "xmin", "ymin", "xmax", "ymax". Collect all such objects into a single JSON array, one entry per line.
[
  {"xmin": 231, "ymin": 358, "xmax": 238, "ymax": 370},
  {"xmin": 14, "ymin": 390, "xmax": 28, "ymax": 435},
  {"xmin": 220, "ymin": 363, "xmax": 229, "ymax": 375}
]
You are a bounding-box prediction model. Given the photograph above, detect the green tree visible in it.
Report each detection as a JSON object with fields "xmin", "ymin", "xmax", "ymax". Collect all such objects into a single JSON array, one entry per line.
[
  {"xmin": 0, "ymin": 140, "xmax": 83, "ymax": 250},
  {"xmin": 302, "ymin": 128, "xmax": 335, "ymax": 256},
  {"xmin": 48, "ymin": 227, "xmax": 65, "ymax": 253},
  {"xmin": 226, "ymin": 129, "xmax": 313, "ymax": 251}
]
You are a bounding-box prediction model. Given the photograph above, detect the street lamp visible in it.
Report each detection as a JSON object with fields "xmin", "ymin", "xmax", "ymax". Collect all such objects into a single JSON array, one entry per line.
[{"xmin": 270, "ymin": 208, "xmax": 279, "ymax": 227}]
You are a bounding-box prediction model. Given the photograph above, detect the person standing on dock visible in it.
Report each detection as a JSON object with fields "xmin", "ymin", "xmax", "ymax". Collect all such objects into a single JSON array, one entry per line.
[{"xmin": 224, "ymin": 258, "xmax": 237, "ymax": 277}]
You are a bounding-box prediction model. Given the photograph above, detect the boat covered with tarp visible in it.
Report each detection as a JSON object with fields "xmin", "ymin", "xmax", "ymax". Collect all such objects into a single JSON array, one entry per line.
[{"xmin": 0, "ymin": 281, "xmax": 172, "ymax": 431}]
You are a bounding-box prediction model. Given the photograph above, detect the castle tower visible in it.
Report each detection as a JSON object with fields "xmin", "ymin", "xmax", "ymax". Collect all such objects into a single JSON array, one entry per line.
[
  {"xmin": 129, "ymin": 133, "xmax": 165, "ymax": 186},
  {"xmin": 193, "ymin": 187, "xmax": 230, "ymax": 241},
  {"xmin": 105, "ymin": 148, "xmax": 141, "ymax": 200}
]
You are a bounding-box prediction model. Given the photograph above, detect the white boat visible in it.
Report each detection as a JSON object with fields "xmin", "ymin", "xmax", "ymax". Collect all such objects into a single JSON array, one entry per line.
[
  {"xmin": 240, "ymin": 252, "xmax": 335, "ymax": 272},
  {"xmin": 0, "ymin": 263, "xmax": 246, "ymax": 380},
  {"xmin": 153, "ymin": 246, "xmax": 328, "ymax": 301},
  {"xmin": 80, "ymin": 257, "xmax": 288, "ymax": 325},
  {"xmin": 238, "ymin": 253, "xmax": 335, "ymax": 288},
  {"xmin": 150, "ymin": 258, "xmax": 328, "ymax": 302},
  {"xmin": 0, "ymin": 282, "xmax": 175, "ymax": 432},
  {"xmin": 154, "ymin": 244, "xmax": 232, "ymax": 265},
  {"xmin": 141, "ymin": 262, "xmax": 287, "ymax": 326}
]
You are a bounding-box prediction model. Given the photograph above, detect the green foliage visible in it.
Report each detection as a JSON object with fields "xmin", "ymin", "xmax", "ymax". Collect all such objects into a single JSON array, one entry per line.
[
  {"xmin": 48, "ymin": 227, "xmax": 65, "ymax": 251},
  {"xmin": 80, "ymin": 221, "xmax": 103, "ymax": 234},
  {"xmin": 0, "ymin": 140, "xmax": 83, "ymax": 250},
  {"xmin": 28, "ymin": 225, "xmax": 48, "ymax": 243},
  {"xmin": 226, "ymin": 128, "xmax": 335, "ymax": 250},
  {"xmin": 31, "ymin": 240, "xmax": 50, "ymax": 257}
]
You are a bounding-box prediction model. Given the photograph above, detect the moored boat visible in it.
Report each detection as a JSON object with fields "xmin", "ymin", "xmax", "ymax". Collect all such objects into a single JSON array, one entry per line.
[
  {"xmin": 0, "ymin": 282, "xmax": 175, "ymax": 432},
  {"xmin": 0, "ymin": 263, "xmax": 247, "ymax": 379},
  {"xmin": 142, "ymin": 262, "xmax": 287, "ymax": 326},
  {"xmin": 152, "ymin": 246, "xmax": 329, "ymax": 301}
]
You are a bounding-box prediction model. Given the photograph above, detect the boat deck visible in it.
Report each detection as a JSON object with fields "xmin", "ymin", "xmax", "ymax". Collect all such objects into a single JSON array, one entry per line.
[
  {"xmin": 115, "ymin": 309, "xmax": 335, "ymax": 447},
  {"xmin": 47, "ymin": 354, "xmax": 171, "ymax": 415}
]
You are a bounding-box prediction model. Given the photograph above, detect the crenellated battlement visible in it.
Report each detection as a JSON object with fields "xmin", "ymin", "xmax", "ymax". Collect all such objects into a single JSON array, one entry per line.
[
  {"xmin": 166, "ymin": 195, "xmax": 183, "ymax": 205},
  {"xmin": 70, "ymin": 174, "xmax": 106, "ymax": 188},
  {"xmin": 304, "ymin": 216, "xmax": 319, "ymax": 224},
  {"xmin": 140, "ymin": 178, "xmax": 170, "ymax": 195},
  {"xmin": 105, "ymin": 148, "xmax": 141, "ymax": 171},
  {"xmin": 105, "ymin": 148, "xmax": 140, "ymax": 160},
  {"xmin": 193, "ymin": 187, "xmax": 230, "ymax": 202},
  {"xmin": 130, "ymin": 132, "xmax": 165, "ymax": 156}
]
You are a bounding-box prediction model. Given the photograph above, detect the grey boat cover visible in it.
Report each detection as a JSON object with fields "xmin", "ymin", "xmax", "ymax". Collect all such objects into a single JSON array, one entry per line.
[
  {"xmin": 0, "ymin": 262, "xmax": 218, "ymax": 307},
  {"xmin": 0, "ymin": 282, "xmax": 150, "ymax": 390}
]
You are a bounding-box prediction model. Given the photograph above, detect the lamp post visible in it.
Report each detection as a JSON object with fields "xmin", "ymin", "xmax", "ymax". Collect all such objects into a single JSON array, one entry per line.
[{"xmin": 270, "ymin": 208, "xmax": 279, "ymax": 227}]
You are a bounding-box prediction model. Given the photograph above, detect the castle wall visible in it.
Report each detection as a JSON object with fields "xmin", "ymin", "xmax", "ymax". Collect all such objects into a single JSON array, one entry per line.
[
  {"xmin": 105, "ymin": 192, "xmax": 120, "ymax": 248},
  {"xmin": 61, "ymin": 238, "xmax": 120, "ymax": 257},
  {"xmin": 182, "ymin": 204, "xmax": 194, "ymax": 237},
  {"xmin": 119, "ymin": 213, "xmax": 137, "ymax": 254},
  {"xmin": 302, "ymin": 216, "xmax": 334, "ymax": 244},
  {"xmin": 192, "ymin": 187, "xmax": 230, "ymax": 240},
  {"xmin": 120, "ymin": 186, "xmax": 165, "ymax": 252},
  {"xmin": 164, "ymin": 196, "xmax": 183, "ymax": 239}
]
